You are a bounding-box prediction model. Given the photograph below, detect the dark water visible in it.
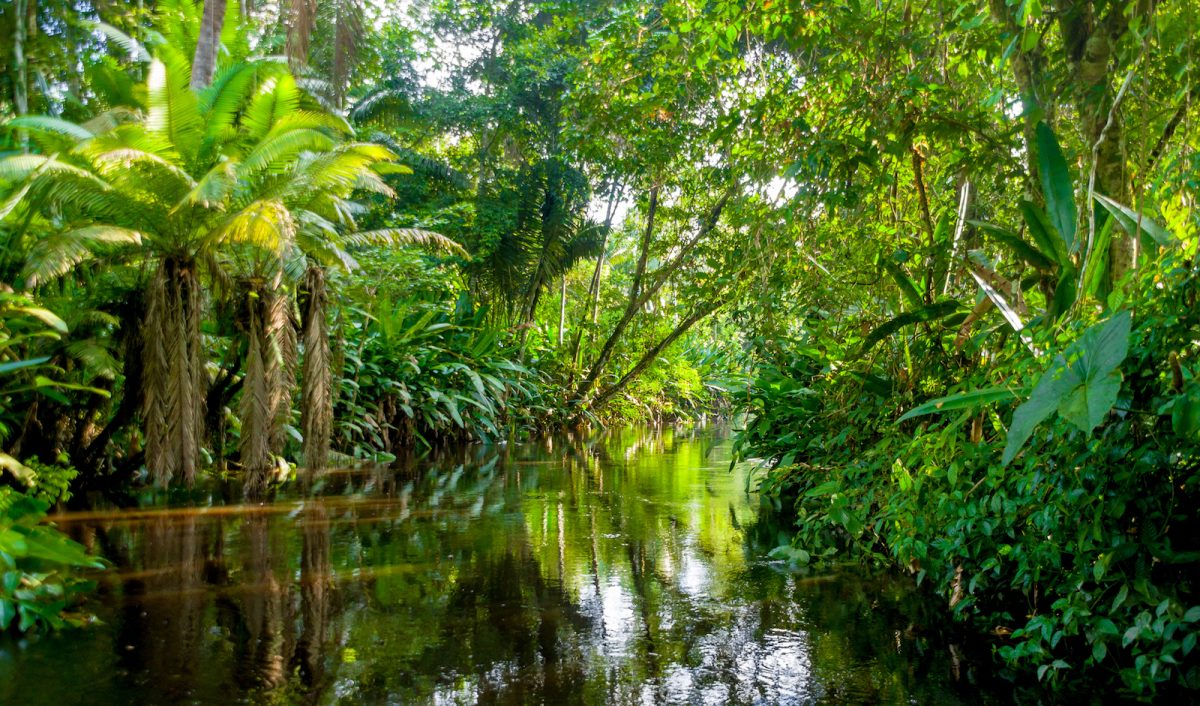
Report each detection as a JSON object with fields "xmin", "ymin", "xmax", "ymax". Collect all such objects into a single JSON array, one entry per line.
[{"xmin": 0, "ymin": 426, "xmax": 1009, "ymax": 705}]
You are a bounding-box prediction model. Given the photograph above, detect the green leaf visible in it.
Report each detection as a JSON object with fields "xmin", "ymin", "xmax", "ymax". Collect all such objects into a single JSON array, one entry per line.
[
  {"xmin": 1093, "ymin": 194, "xmax": 1174, "ymax": 247},
  {"xmin": 1048, "ymin": 267, "xmax": 1078, "ymax": 319},
  {"xmin": 1184, "ymin": 606, "xmax": 1200, "ymax": 623},
  {"xmin": 805, "ymin": 481, "xmax": 840, "ymax": 497},
  {"xmin": 1003, "ymin": 311, "xmax": 1130, "ymax": 464},
  {"xmin": 12, "ymin": 307, "xmax": 68, "ymax": 333},
  {"xmin": 1036, "ymin": 122, "xmax": 1077, "ymax": 253},
  {"xmin": 1123, "ymin": 626, "xmax": 1140, "ymax": 647},
  {"xmin": 860, "ymin": 300, "xmax": 961, "ymax": 353},
  {"xmin": 1096, "ymin": 618, "xmax": 1120, "ymax": 636},
  {"xmin": 0, "ymin": 357, "xmax": 52, "ymax": 375},
  {"xmin": 899, "ymin": 386, "xmax": 1021, "ymax": 421},
  {"xmin": 1020, "ymin": 200, "xmax": 1069, "ymax": 268},
  {"xmin": 5, "ymin": 115, "xmax": 93, "ymax": 142},
  {"xmin": 1113, "ymin": 584, "xmax": 1130, "ymax": 612},
  {"xmin": 1055, "ymin": 311, "xmax": 1130, "ymax": 433},
  {"xmin": 971, "ymin": 220, "xmax": 1055, "ymax": 270},
  {"xmin": 17, "ymin": 528, "xmax": 104, "ymax": 568},
  {"xmin": 882, "ymin": 259, "xmax": 924, "ymax": 309},
  {"xmin": 1081, "ymin": 217, "xmax": 1113, "ymax": 300},
  {"xmin": 1171, "ymin": 383, "xmax": 1200, "ymax": 440}
]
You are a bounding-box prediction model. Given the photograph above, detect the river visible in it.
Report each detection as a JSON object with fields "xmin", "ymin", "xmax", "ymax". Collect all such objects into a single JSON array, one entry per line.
[{"xmin": 0, "ymin": 425, "xmax": 1010, "ymax": 705}]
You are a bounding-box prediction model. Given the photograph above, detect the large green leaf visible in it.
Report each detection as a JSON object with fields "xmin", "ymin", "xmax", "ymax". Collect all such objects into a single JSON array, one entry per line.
[
  {"xmin": 145, "ymin": 56, "xmax": 202, "ymax": 165},
  {"xmin": 970, "ymin": 220, "xmax": 1055, "ymax": 270},
  {"xmin": 1036, "ymin": 122, "xmax": 1078, "ymax": 254},
  {"xmin": 1003, "ymin": 311, "xmax": 1131, "ymax": 465},
  {"xmin": 5, "ymin": 115, "xmax": 92, "ymax": 143},
  {"xmin": 860, "ymin": 300, "xmax": 961, "ymax": 353},
  {"xmin": 0, "ymin": 357, "xmax": 51, "ymax": 375},
  {"xmin": 899, "ymin": 386, "xmax": 1022, "ymax": 421},
  {"xmin": 882, "ymin": 259, "xmax": 924, "ymax": 308},
  {"xmin": 1093, "ymin": 194, "xmax": 1173, "ymax": 247},
  {"xmin": 1020, "ymin": 200, "xmax": 1069, "ymax": 268}
]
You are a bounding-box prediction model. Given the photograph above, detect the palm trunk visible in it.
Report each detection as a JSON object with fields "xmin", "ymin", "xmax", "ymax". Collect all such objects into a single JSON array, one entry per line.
[
  {"xmin": 240, "ymin": 295, "xmax": 272, "ymax": 498},
  {"xmin": 191, "ymin": 0, "xmax": 228, "ymax": 90},
  {"xmin": 265, "ymin": 279, "xmax": 296, "ymax": 454},
  {"xmin": 12, "ymin": 0, "xmax": 29, "ymax": 151},
  {"xmin": 300, "ymin": 265, "xmax": 332, "ymax": 478},
  {"xmin": 557, "ymin": 276, "xmax": 566, "ymax": 348},
  {"xmin": 240, "ymin": 279, "xmax": 295, "ymax": 498},
  {"xmin": 143, "ymin": 257, "xmax": 205, "ymax": 487}
]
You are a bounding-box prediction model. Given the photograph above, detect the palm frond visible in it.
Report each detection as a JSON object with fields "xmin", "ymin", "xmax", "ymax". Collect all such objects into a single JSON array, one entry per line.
[
  {"xmin": 212, "ymin": 199, "xmax": 297, "ymax": 254},
  {"xmin": 350, "ymin": 88, "xmax": 412, "ymax": 126},
  {"xmin": 295, "ymin": 225, "xmax": 357, "ymax": 271},
  {"xmin": 242, "ymin": 73, "xmax": 302, "ymax": 144},
  {"xmin": 5, "ymin": 116, "xmax": 93, "ymax": 151},
  {"xmin": 238, "ymin": 127, "xmax": 338, "ymax": 177},
  {"xmin": 346, "ymin": 228, "xmax": 467, "ymax": 258},
  {"xmin": 90, "ymin": 148, "xmax": 198, "ymax": 194},
  {"xmin": 199, "ymin": 61, "xmax": 273, "ymax": 157},
  {"xmin": 91, "ymin": 21, "xmax": 152, "ymax": 63},
  {"xmin": 146, "ymin": 55, "xmax": 203, "ymax": 165},
  {"xmin": 174, "ymin": 159, "xmax": 237, "ymax": 212},
  {"xmin": 22, "ymin": 226, "xmax": 144, "ymax": 287}
]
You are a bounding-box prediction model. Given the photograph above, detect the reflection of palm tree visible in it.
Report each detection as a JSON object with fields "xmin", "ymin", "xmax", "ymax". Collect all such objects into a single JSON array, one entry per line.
[
  {"xmin": 293, "ymin": 500, "xmax": 336, "ymax": 698},
  {"xmin": 416, "ymin": 538, "xmax": 591, "ymax": 704},
  {"xmin": 116, "ymin": 513, "xmax": 210, "ymax": 700},
  {"xmin": 237, "ymin": 512, "xmax": 290, "ymax": 690}
]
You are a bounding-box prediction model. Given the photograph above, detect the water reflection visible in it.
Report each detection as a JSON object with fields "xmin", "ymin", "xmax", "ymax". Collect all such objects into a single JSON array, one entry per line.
[{"xmin": 0, "ymin": 426, "xmax": 1008, "ymax": 705}]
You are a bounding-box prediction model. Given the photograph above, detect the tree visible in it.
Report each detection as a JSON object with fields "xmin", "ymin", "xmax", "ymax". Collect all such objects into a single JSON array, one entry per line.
[{"xmin": 1, "ymin": 40, "xmax": 446, "ymax": 489}]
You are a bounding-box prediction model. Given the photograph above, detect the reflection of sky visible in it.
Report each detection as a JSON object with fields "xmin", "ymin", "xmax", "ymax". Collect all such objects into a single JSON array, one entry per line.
[
  {"xmin": 600, "ymin": 576, "xmax": 637, "ymax": 658},
  {"xmin": 547, "ymin": 441, "xmax": 816, "ymax": 705}
]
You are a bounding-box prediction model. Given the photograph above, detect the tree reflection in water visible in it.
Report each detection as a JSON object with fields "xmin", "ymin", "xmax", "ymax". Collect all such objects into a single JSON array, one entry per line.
[{"xmin": 0, "ymin": 426, "xmax": 1011, "ymax": 706}]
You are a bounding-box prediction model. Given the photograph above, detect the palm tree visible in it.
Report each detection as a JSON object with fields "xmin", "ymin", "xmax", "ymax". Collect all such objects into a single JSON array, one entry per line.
[{"xmin": 1, "ymin": 37, "xmax": 461, "ymax": 490}]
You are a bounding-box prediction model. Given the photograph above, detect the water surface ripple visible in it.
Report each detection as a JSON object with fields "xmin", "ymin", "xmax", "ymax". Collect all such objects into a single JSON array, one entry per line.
[{"xmin": 0, "ymin": 426, "xmax": 1007, "ymax": 705}]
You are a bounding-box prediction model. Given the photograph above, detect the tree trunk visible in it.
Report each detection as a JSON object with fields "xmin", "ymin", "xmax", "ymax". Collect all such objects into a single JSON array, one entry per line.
[
  {"xmin": 557, "ymin": 276, "xmax": 567, "ymax": 347},
  {"xmin": 572, "ymin": 184, "xmax": 733, "ymax": 407},
  {"xmin": 240, "ymin": 298, "xmax": 272, "ymax": 498},
  {"xmin": 1057, "ymin": 1, "xmax": 1134, "ymax": 284},
  {"xmin": 240, "ymin": 278, "xmax": 294, "ymax": 499},
  {"xmin": 143, "ymin": 257, "xmax": 205, "ymax": 487},
  {"xmin": 571, "ymin": 187, "xmax": 659, "ymax": 403},
  {"xmin": 988, "ymin": 0, "xmax": 1050, "ymax": 193},
  {"xmin": 191, "ymin": 0, "xmax": 228, "ymax": 90},
  {"xmin": 12, "ymin": 0, "xmax": 29, "ymax": 150},
  {"xmin": 589, "ymin": 301, "xmax": 720, "ymax": 411},
  {"xmin": 567, "ymin": 184, "xmax": 621, "ymax": 383},
  {"xmin": 300, "ymin": 265, "xmax": 332, "ymax": 479}
]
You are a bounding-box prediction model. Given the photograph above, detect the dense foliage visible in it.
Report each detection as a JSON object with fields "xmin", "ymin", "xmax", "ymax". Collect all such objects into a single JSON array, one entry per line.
[{"xmin": 1, "ymin": 0, "xmax": 1199, "ymax": 696}]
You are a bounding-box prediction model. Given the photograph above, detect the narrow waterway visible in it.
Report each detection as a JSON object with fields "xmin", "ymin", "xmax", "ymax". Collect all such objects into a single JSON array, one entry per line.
[{"xmin": 0, "ymin": 426, "xmax": 1008, "ymax": 705}]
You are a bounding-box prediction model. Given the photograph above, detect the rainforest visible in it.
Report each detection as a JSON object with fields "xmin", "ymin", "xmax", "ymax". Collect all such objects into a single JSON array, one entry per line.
[{"xmin": 0, "ymin": 0, "xmax": 1198, "ymax": 703}]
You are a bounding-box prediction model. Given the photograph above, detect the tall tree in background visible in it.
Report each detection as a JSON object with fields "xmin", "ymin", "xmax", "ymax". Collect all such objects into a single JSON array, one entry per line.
[{"xmin": 190, "ymin": 0, "xmax": 228, "ymax": 89}]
